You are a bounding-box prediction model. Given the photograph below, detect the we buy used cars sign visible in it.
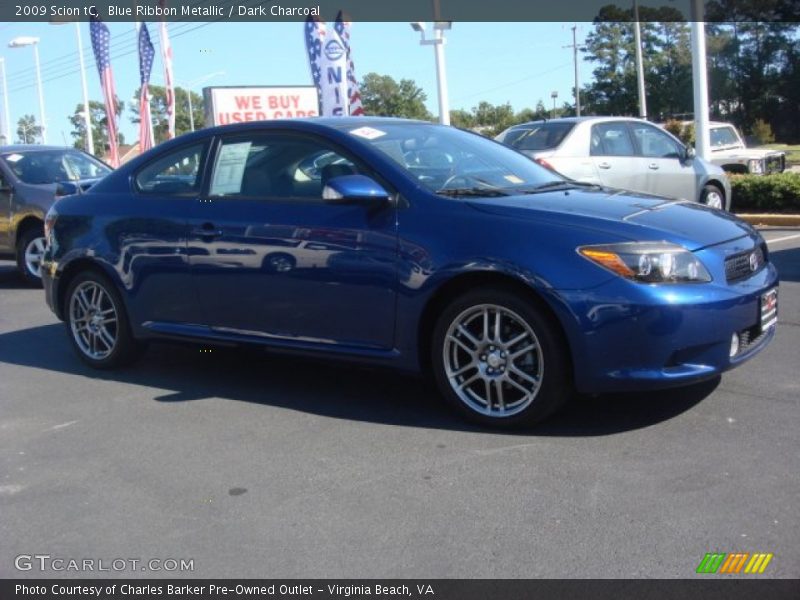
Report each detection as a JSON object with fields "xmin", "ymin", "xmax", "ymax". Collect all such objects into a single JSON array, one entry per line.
[{"xmin": 203, "ymin": 86, "xmax": 319, "ymax": 125}]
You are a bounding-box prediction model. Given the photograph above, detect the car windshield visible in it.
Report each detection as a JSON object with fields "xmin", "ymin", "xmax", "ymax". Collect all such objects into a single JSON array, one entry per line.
[
  {"xmin": 497, "ymin": 122, "xmax": 575, "ymax": 151},
  {"xmin": 341, "ymin": 122, "xmax": 564, "ymax": 197},
  {"xmin": 0, "ymin": 149, "xmax": 111, "ymax": 185},
  {"xmin": 710, "ymin": 126, "xmax": 741, "ymax": 148}
]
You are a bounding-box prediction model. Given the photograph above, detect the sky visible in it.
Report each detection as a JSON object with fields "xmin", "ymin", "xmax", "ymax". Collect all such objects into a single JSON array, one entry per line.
[{"xmin": 0, "ymin": 21, "xmax": 592, "ymax": 147}]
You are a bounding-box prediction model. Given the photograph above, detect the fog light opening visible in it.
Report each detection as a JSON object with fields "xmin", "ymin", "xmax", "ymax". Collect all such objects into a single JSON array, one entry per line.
[{"xmin": 730, "ymin": 333, "xmax": 740, "ymax": 358}]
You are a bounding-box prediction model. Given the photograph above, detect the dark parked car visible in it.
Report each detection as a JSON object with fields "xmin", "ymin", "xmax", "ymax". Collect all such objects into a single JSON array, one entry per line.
[
  {"xmin": 0, "ymin": 145, "xmax": 111, "ymax": 284},
  {"xmin": 42, "ymin": 119, "xmax": 778, "ymax": 427}
]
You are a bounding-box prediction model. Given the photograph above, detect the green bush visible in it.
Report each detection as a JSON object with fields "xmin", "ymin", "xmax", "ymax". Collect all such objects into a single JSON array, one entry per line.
[
  {"xmin": 749, "ymin": 119, "xmax": 775, "ymax": 145},
  {"xmin": 730, "ymin": 172, "xmax": 800, "ymax": 213}
]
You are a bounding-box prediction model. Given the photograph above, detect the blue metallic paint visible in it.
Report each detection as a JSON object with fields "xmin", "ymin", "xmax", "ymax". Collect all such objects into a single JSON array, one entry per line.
[{"xmin": 42, "ymin": 118, "xmax": 778, "ymax": 393}]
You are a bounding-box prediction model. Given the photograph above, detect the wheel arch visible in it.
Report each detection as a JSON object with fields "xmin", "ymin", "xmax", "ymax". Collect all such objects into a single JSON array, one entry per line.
[
  {"xmin": 416, "ymin": 270, "xmax": 574, "ymax": 379},
  {"xmin": 55, "ymin": 258, "xmax": 124, "ymax": 321},
  {"xmin": 13, "ymin": 215, "xmax": 44, "ymax": 248}
]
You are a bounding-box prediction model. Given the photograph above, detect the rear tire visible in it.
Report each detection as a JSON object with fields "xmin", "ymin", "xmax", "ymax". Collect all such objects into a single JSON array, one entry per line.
[
  {"xmin": 16, "ymin": 227, "xmax": 46, "ymax": 287},
  {"xmin": 431, "ymin": 288, "xmax": 571, "ymax": 428},
  {"xmin": 700, "ymin": 184, "xmax": 726, "ymax": 211},
  {"xmin": 64, "ymin": 271, "xmax": 143, "ymax": 369}
]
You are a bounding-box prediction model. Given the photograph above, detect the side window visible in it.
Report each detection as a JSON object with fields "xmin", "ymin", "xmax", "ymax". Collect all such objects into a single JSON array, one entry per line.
[
  {"xmin": 135, "ymin": 143, "xmax": 205, "ymax": 195},
  {"xmin": 631, "ymin": 124, "xmax": 682, "ymax": 159},
  {"xmin": 208, "ymin": 134, "xmax": 359, "ymax": 200},
  {"xmin": 590, "ymin": 122, "xmax": 635, "ymax": 157}
]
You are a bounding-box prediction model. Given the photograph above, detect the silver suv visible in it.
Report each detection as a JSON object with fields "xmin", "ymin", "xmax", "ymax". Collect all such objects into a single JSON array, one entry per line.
[{"xmin": 496, "ymin": 117, "xmax": 731, "ymax": 211}]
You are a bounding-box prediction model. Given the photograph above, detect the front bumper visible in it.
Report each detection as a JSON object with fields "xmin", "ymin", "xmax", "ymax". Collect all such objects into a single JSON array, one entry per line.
[{"xmin": 557, "ymin": 261, "xmax": 779, "ymax": 394}]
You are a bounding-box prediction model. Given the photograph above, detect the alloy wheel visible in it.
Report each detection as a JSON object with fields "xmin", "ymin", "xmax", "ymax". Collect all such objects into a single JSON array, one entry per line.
[
  {"xmin": 24, "ymin": 236, "xmax": 46, "ymax": 279},
  {"xmin": 69, "ymin": 281, "xmax": 119, "ymax": 360},
  {"xmin": 443, "ymin": 303, "xmax": 544, "ymax": 417}
]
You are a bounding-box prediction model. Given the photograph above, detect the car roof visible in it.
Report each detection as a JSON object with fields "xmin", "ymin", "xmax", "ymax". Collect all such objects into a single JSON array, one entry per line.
[
  {"xmin": 0, "ymin": 144, "xmax": 79, "ymax": 152},
  {"xmin": 197, "ymin": 116, "xmax": 430, "ymax": 138},
  {"xmin": 506, "ymin": 116, "xmax": 649, "ymax": 129}
]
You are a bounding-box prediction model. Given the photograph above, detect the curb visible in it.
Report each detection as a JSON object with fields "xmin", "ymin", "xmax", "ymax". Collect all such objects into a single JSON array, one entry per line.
[{"xmin": 734, "ymin": 214, "xmax": 800, "ymax": 227}]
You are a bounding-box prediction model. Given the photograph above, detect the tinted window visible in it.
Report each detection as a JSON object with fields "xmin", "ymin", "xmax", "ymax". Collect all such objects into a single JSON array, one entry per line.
[
  {"xmin": 135, "ymin": 144, "xmax": 205, "ymax": 195},
  {"xmin": 208, "ymin": 135, "xmax": 358, "ymax": 200},
  {"xmin": 1, "ymin": 150, "xmax": 110, "ymax": 184},
  {"xmin": 630, "ymin": 123, "xmax": 682, "ymax": 158},
  {"xmin": 710, "ymin": 126, "xmax": 740, "ymax": 147},
  {"xmin": 501, "ymin": 122, "xmax": 575, "ymax": 151},
  {"xmin": 590, "ymin": 123, "xmax": 635, "ymax": 157}
]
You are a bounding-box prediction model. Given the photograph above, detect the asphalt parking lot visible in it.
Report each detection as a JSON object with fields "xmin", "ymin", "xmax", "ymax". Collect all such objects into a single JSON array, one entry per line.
[{"xmin": 1, "ymin": 228, "xmax": 799, "ymax": 579}]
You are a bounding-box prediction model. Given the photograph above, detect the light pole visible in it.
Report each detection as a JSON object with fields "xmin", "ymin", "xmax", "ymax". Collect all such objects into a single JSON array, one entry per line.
[
  {"xmin": 551, "ymin": 91, "xmax": 559, "ymax": 119},
  {"xmin": 8, "ymin": 37, "xmax": 46, "ymax": 144},
  {"xmin": 50, "ymin": 22, "xmax": 93, "ymax": 154},
  {"xmin": 410, "ymin": 20, "xmax": 452, "ymax": 125},
  {"xmin": 178, "ymin": 71, "xmax": 225, "ymax": 132},
  {"xmin": 690, "ymin": 0, "xmax": 710, "ymax": 160},
  {"xmin": 0, "ymin": 58, "xmax": 10, "ymax": 145},
  {"xmin": 633, "ymin": 0, "xmax": 647, "ymax": 119},
  {"xmin": 564, "ymin": 25, "xmax": 582, "ymax": 117}
]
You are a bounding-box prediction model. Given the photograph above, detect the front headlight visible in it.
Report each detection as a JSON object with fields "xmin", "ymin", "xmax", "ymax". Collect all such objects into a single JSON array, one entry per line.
[
  {"xmin": 748, "ymin": 158, "xmax": 764, "ymax": 174},
  {"xmin": 578, "ymin": 242, "xmax": 712, "ymax": 283}
]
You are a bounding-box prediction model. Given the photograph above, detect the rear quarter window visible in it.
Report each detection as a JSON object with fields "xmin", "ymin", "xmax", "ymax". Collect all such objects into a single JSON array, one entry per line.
[
  {"xmin": 503, "ymin": 123, "xmax": 575, "ymax": 151},
  {"xmin": 134, "ymin": 143, "xmax": 207, "ymax": 195}
]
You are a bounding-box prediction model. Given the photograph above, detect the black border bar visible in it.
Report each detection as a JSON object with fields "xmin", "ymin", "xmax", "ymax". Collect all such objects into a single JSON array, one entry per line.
[
  {"xmin": 3, "ymin": 579, "xmax": 800, "ymax": 600},
  {"xmin": 6, "ymin": 0, "xmax": 800, "ymax": 23}
]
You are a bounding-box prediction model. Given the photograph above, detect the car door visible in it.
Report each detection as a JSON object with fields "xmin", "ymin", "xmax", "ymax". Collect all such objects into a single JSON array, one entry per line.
[
  {"xmin": 0, "ymin": 163, "xmax": 12, "ymax": 251},
  {"xmin": 628, "ymin": 121, "xmax": 697, "ymax": 201},
  {"xmin": 588, "ymin": 121, "xmax": 646, "ymax": 193},
  {"xmin": 187, "ymin": 130, "xmax": 398, "ymax": 350}
]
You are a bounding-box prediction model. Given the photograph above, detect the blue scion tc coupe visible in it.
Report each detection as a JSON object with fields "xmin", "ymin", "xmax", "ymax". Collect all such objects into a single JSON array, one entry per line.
[{"xmin": 41, "ymin": 118, "xmax": 778, "ymax": 427}]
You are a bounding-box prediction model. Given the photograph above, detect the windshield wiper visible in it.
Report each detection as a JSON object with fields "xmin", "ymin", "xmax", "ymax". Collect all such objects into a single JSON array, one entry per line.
[
  {"xmin": 515, "ymin": 180, "xmax": 603, "ymax": 194},
  {"xmin": 435, "ymin": 187, "xmax": 511, "ymax": 197}
]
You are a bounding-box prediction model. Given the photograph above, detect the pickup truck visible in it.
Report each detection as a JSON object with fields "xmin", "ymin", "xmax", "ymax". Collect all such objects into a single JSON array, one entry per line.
[
  {"xmin": 0, "ymin": 145, "xmax": 110, "ymax": 285},
  {"xmin": 702, "ymin": 121, "xmax": 786, "ymax": 175}
]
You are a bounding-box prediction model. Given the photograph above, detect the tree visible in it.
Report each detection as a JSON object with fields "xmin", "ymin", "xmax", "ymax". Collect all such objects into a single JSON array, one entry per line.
[
  {"xmin": 68, "ymin": 99, "xmax": 124, "ymax": 156},
  {"xmin": 359, "ymin": 73, "xmax": 432, "ymax": 120},
  {"xmin": 449, "ymin": 101, "xmax": 550, "ymax": 137},
  {"xmin": 17, "ymin": 115, "xmax": 42, "ymax": 144},
  {"xmin": 129, "ymin": 85, "xmax": 204, "ymax": 144}
]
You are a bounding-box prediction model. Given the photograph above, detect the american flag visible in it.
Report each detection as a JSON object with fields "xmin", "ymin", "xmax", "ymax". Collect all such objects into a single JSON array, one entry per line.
[
  {"xmin": 159, "ymin": 2, "xmax": 175, "ymax": 139},
  {"xmin": 90, "ymin": 18, "xmax": 120, "ymax": 167},
  {"xmin": 334, "ymin": 12, "xmax": 364, "ymax": 116},
  {"xmin": 137, "ymin": 23, "xmax": 156, "ymax": 153}
]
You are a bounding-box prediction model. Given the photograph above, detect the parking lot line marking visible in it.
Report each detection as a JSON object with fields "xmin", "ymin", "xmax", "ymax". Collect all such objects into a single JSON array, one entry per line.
[{"xmin": 765, "ymin": 233, "xmax": 800, "ymax": 245}]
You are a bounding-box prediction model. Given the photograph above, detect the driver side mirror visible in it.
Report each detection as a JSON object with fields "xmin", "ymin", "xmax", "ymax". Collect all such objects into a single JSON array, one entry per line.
[
  {"xmin": 322, "ymin": 174, "xmax": 390, "ymax": 205},
  {"xmin": 683, "ymin": 146, "xmax": 696, "ymax": 162},
  {"xmin": 55, "ymin": 181, "xmax": 80, "ymax": 198}
]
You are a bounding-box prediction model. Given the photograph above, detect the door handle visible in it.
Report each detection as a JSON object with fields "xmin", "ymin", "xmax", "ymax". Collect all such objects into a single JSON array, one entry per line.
[
  {"xmin": 598, "ymin": 162, "xmax": 611, "ymax": 169},
  {"xmin": 191, "ymin": 223, "xmax": 224, "ymax": 239},
  {"xmin": 648, "ymin": 163, "xmax": 659, "ymax": 170}
]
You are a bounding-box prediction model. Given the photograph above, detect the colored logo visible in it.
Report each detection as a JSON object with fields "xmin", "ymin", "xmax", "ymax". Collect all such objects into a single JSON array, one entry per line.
[
  {"xmin": 696, "ymin": 552, "xmax": 773, "ymax": 574},
  {"xmin": 324, "ymin": 39, "xmax": 344, "ymax": 61}
]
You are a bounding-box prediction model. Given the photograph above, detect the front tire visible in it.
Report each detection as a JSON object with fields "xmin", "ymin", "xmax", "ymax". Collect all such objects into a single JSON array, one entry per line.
[
  {"xmin": 64, "ymin": 271, "xmax": 143, "ymax": 369},
  {"xmin": 16, "ymin": 227, "xmax": 46, "ymax": 286},
  {"xmin": 431, "ymin": 288, "xmax": 571, "ymax": 428},
  {"xmin": 700, "ymin": 184, "xmax": 726, "ymax": 211}
]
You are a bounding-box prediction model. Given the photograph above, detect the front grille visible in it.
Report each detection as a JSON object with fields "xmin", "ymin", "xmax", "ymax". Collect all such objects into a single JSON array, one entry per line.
[
  {"xmin": 765, "ymin": 154, "xmax": 785, "ymax": 174},
  {"xmin": 725, "ymin": 244, "xmax": 766, "ymax": 282}
]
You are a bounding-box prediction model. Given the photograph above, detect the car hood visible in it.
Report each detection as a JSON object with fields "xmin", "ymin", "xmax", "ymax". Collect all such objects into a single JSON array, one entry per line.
[
  {"xmin": 711, "ymin": 146, "xmax": 784, "ymax": 159},
  {"xmin": 466, "ymin": 188, "xmax": 757, "ymax": 251}
]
